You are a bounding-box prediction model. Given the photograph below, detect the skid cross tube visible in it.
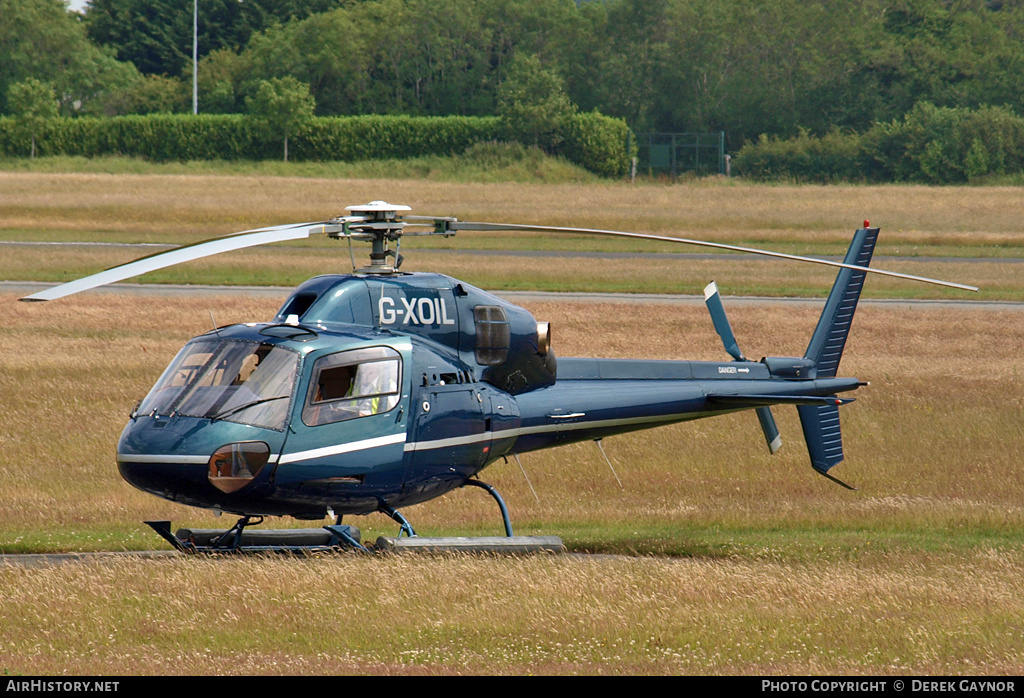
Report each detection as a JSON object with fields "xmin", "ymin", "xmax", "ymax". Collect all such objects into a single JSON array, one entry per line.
[
  {"xmin": 146, "ymin": 520, "xmax": 189, "ymax": 553},
  {"xmin": 461, "ymin": 479, "xmax": 514, "ymax": 537},
  {"xmin": 379, "ymin": 505, "xmax": 417, "ymax": 538},
  {"xmin": 209, "ymin": 515, "xmax": 262, "ymax": 550},
  {"xmin": 323, "ymin": 525, "xmax": 372, "ymax": 554}
]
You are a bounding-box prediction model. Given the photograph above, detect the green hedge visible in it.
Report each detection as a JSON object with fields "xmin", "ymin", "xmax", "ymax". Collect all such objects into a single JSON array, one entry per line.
[
  {"xmin": 0, "ymin": 112, "xmax": 631, "ymax": 177},
  {"xmin": 560, "ymin": 111, "xmax": 633, "ymax": 178},
  {"xmin": 0, "ymin": 115, "xmax": 265, "ymax": 161},
  {"xmin": 733, "ymin": 103, "xmax": 1024, "ymax": 184},
  {"xmin": 867, "ymin": 103, "xmax": 1024, "ymax": 183},
  {"xmin": 731, "ymin": 128, "xmax": 868, "ymax": 183},
  {"xmin": 292, "ymin": 115, "xmax": 504, "ymax": 161}
]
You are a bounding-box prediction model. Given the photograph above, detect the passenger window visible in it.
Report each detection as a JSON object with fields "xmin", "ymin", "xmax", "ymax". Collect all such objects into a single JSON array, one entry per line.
[
  {"xmin": 303, "ymin": 347, "xmax": 401, "ymax": 427},
  {"xmin": 474, "ymin": 305, "xmax": 510, "ymax": 366}
]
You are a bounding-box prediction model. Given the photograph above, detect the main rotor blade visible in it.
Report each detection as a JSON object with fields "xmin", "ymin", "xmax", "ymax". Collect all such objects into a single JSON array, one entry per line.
[
  {"xmin": 449, "ymin": 221, "xmax": 979, "ymax": 292},
  {"xmin": 20, "ymin": 220, "xmax": 343, "ymax": 302},
  {"xmin": 703, "ymin": 281, "xmax": 746, "ymax": 361}
]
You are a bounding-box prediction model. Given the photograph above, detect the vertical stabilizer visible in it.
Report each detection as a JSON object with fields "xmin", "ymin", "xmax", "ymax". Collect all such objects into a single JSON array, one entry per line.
[
  {"xmin": 803, "ymin": 226, "xmax": 880, "ymax": 378},
  {"xmin": 798, "ymin": 402, "xmax": 844, "ymax": 471},
  {"xmin": 798, "ymin": 225, "xmax": 878, "ymax": 483}
]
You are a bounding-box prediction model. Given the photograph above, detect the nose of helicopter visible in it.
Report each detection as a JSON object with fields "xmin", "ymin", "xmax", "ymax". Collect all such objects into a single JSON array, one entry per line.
[
  {"xmin": 117, "ymin": 416, "xmax": 279, "ymax": 509},
  {"xmin": 117, "ymin": 452, "xmax": 212, "ymax": 503}
]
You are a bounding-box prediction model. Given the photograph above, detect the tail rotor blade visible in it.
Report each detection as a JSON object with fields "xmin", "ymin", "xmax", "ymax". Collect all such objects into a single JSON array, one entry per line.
[
  {"xmin": 703, "ymin": 281, "xmax": 746, "ymax": 361},
  {"xmin": 704, "ymin": 282, "xmax": 780, "ymax": 453},
  {"xmin": 756, "ymin": 406, "xmax": 782, "ymax": 454}
]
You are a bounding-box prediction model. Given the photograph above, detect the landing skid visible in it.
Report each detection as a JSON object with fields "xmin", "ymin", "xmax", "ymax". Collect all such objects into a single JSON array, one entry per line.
[
  {"xmin": 144, "ymin": 479, "xmax": 564, "ymax": 556},
  {"xmin": 145, "ymin": 517, "xmax": 369, "ymax": 555},
  {"xmin": 374, "ymin": 478, "xmax": 564, "ymax": 554},
  {"xmin": 374, "ymin": 535, "xmax": 564, "ymax": 554}
]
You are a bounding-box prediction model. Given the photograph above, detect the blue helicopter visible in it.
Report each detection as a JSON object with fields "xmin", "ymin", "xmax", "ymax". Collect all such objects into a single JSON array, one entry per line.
[{"xmin": 21, "ymin": 202, "xmax": 977, "ymax": 553}]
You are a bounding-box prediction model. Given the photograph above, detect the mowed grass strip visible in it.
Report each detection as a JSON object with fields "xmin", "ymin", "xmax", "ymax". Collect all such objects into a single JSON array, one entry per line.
[{"xmin": 1, "ymin": 172, "xmax": 1018, "ymax": 301}]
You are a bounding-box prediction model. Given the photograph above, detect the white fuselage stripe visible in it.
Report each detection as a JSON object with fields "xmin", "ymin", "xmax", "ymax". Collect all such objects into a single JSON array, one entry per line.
[
  {"xmin": 117, "ymin": 454, "xmax": 213, "ymax": 464},
  {"xmin": 116, "ymin": 411, "xmax": 699, "ymax": 464},
  {"xmin": 278, "ymin": 432, "xmax": 407, "ymax": 464},
  {"xmin": 404, "ymin": 432, "xmax": 492, "ymax": 452}
]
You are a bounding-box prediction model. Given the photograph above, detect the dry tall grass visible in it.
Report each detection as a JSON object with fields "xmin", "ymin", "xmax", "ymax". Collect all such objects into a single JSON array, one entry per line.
[
  {"xmin": 2, "ymin": 551, "xmax": 1022, "ymax": 675},
  {"xmin": 1, "ymin": 291, "xmax": 1022, "ymax": 675},
  {"xmin": 2, "ymin": 172, "xmax": 1023, "ymax": 675},
  {"xmin": 3, "ymin": 242, "xmax": 1017, "ymax": 301},
  {"xmin": 4, "ymin": 172, "xmax": 1024, "ymax": 243}
]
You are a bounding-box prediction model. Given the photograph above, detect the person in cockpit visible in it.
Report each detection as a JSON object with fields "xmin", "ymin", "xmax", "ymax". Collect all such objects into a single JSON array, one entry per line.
[{"xmin": 351, "ymin": 361, "xmax": 397, "ymax": 416}]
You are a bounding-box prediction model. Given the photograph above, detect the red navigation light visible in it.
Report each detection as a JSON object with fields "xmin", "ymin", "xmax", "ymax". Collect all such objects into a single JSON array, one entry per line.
[{"xmin": 864, "ymin": 220, "xmax": 870, "ymax": 228}]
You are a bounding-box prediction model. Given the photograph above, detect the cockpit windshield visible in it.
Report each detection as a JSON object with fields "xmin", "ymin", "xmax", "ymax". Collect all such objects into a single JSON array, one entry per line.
[{"xmin": 137, "ymin": 339, "xmax": 299, "ymax": 431}]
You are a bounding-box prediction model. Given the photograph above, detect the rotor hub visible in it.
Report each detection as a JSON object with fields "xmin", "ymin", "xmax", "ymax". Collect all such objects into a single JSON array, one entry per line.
[{"xmin": 341, "ymin": 202, "xmax": 413, "ymax": 274}]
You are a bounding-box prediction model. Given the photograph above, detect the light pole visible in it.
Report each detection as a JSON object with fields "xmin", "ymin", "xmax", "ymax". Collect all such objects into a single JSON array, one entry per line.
[{"xmin": 192, "ymin": 0, "xmax": 198, "ymax": 114}]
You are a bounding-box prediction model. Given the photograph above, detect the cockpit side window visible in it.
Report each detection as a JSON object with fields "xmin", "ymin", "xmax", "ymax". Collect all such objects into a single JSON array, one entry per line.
[{"xmin": 303, "ymin": 346, "xmax": 402, "ymax": 427}]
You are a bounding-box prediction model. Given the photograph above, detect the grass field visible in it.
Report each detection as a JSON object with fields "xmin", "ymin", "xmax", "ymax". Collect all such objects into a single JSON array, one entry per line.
[
  {"xmin": 1, "ymin": 170, "xmax": 1023, "ymax": 675},
  {"xmin": 3, "ymin": 167, "xmax": 1022, "ymax": 301}
]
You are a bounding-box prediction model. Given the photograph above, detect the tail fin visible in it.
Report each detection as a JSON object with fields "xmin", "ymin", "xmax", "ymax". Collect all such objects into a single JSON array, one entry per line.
[
  {"xmin": 798, "ymin": 402, "xmax": 850, "ymax": 481},
  {"xmin": 798, "ymin": 225, "xmax": 878, "ymax": 485},
  {"xmin": 803, "ymin": 225, "xmax": 879, "ymax": 378}
]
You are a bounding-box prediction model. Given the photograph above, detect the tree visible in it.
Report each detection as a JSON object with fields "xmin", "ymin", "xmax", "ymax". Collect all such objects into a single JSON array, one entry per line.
[
  {"xmin": 246, "ymin": 76, "xmax": 315, "ymax": 161},
  {"xmin": 0, "ymin": 0, "xmax": 139, "ymax": 115},
  {"xmin": 853, "ymin": 0, "xmax": 1024, "ymax": 125},
  {"xmin": 6, "ymin": 78, "xmax": 58, "ymax": 158},
  {"xmin": 497, "ymin": 53, "xmax": 576, "ymax": 150},
  {"xmin": 104, "ymin": 74, "xmax": 190, "ymax": 115},
  {"xmin": 83, "ymin": 0, "xmax": 348, "ymax": 78},
  {"xmin": 223, "ymin": 8, "xmax": 370, "ymax": 116}
]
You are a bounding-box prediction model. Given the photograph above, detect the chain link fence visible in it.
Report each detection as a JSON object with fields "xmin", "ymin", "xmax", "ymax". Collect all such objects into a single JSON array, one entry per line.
[{"xmin": 635, "ymin": 131, "xmax": 726, "ymax": 177}]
